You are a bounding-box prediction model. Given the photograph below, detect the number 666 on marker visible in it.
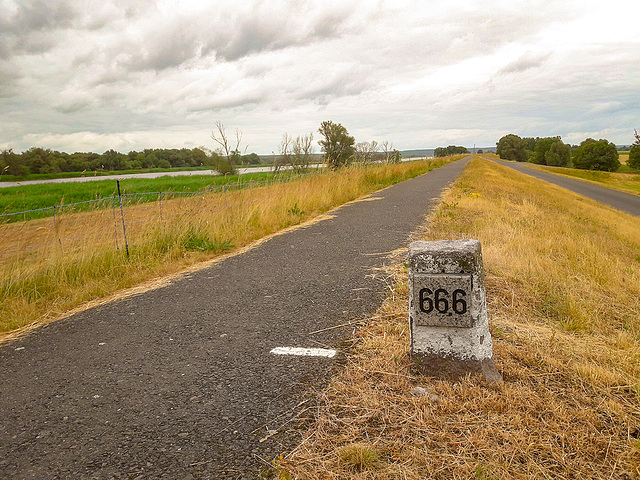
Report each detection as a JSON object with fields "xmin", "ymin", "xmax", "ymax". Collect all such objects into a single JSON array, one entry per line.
[{"xmin": 411, "ymin": 274, "xmax": 474, "ymax": 328}]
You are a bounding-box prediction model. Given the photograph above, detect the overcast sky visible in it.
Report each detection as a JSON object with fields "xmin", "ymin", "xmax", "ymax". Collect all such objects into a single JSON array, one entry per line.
[{"xmin": 1, "ymin": 0, "xmax": 639, "ymax": 154}]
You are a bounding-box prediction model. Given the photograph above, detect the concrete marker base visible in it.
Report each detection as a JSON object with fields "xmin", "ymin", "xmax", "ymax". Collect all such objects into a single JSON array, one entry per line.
[{"xmin": 408, "ymin": 239, "xmax": 502, "ymax": 384}]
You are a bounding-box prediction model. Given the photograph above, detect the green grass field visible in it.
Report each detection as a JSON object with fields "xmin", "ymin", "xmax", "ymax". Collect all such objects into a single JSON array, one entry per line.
[
  {"xmin": 0, "ymin": 170, "xmax": 299, "ymax": 222},
  {"xmin": 0, "ymin": 165, "xmax": 225, "ymax": 183}
]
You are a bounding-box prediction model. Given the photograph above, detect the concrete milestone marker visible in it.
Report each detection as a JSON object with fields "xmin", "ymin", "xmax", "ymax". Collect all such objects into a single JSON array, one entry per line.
[{"xmin": 408, "ymin": 239, "xmax": 501, "ymax": 382}]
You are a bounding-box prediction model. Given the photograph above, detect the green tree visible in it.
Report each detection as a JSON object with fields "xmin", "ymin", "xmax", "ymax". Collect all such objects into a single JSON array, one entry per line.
[
  {"xmin": 545, "ymin": 140, "xmax": 571, "ymax": 167},
  {"xmin": 434, "ymin": 145, "xmax": 469, "ymax": 157},
  {"xmin": 496, "ymin": 134, "xmax": 527, "ymax": 162},
  {"xmin": 22, "ymin": 147, "xmax": 60, "ymax": 174},
  {"xmin": 531, "ymin": 137, "xmax": 559, "ymax": 165},
  {"xmin": 530, "ymin": 137, "xmax": 570, "ymax": 166},
  {"xmin": 191, "ymin": 147, "xmax": 209, "ymax": 166},
  {"xmin": 318, "ymin": 120, "xmax": 355, "ymax": 169},
  {"xmin": 522, "ymin": 137, "xmax": 537, "ymax": 160},
  {"xmin": 102, "ymin": 149, "xmax": 126, "ymax": 171},
  {"xmin": 628, "ymin": 130, "xmax": 640, "ymax": 170},
  {"xmin": 572, "ymin": 138, "xmax": 620, "ymax": 171},
  {"xmin": 241, "ymin": 152, "xmax": 261, "ymax": 165},
  {"xmin": 1, "ymin": 149, "xmax": 26, "ymax": 177}
]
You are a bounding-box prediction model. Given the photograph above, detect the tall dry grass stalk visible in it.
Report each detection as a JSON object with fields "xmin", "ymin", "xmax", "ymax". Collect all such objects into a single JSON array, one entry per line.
[
  {"xmin": 282, "ymin": 157, "xmax": 640, "ymax": 479},
  {"xmin": 0, "ymin": 159, "xmax": 450, "ymax": 336}
]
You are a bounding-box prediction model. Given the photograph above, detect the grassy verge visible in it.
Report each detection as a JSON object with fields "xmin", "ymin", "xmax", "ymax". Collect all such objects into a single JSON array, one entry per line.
[
  {"xmin": 282, "ymin": 157, "xmax": 640, "ymax": 479},
  {"xmin": 0, "ymin": 158, "xmax": 454, "ymax": 336},
  {"xmin": 525, "ymin": 163, "xmax": 640, "ymax": 195}
]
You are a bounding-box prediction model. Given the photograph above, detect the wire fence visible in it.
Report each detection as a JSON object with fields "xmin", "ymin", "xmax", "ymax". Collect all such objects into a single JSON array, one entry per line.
[{"xmin": 0, "ymin": 172, "xmax": 314, "ymax": 286}]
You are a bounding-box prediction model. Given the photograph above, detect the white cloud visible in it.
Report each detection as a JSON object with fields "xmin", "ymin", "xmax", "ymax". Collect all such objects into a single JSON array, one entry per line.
[{"xmin": 1, "ymin": 0, "xmax": 639, "ymax": 154}]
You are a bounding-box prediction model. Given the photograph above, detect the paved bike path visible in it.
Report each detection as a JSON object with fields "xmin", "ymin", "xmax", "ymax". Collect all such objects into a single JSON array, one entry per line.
[
  {"xmin": 490, "ymin": 158, "xmax": 640, "ymax": 217},
  {"xmin": 0, "ymin": 157, "xmax": 470, "ymax": 480}
]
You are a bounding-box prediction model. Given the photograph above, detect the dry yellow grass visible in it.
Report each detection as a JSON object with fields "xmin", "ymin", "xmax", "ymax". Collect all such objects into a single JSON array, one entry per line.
[
  {"xmin": 0, "ymin": 159, "xmax": 451, "ymax": 336},
  {"xmin": 281, "ymin": 157, "xmax": 640, "ymax": 479}
]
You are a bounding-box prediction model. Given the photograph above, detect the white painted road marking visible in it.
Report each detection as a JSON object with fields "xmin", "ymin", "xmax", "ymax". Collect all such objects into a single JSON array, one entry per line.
[{"xmin": 270, "ymin": 347, "xmax": 337, "ymax": 358}]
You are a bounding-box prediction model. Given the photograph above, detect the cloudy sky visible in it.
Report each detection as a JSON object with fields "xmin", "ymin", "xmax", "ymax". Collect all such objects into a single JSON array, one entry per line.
[{"xmin": 1, "ymin": 0, "xmax": 639, "ymax": 154}]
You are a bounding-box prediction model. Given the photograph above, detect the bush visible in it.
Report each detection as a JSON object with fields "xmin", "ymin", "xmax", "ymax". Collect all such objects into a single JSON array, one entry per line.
[{"xmin": 572, "ymin": 139, "xmax": 620, "ymax": 171}]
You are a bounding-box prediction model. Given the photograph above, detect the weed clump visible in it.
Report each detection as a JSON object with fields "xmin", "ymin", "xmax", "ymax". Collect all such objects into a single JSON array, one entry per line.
[
  {"xmin": 337, "ymin": 443, "xmax": 380, "ymax": 471},
  {"xmin": 180, "ymin": 227, "xmax": 234, "ymax": 253}
]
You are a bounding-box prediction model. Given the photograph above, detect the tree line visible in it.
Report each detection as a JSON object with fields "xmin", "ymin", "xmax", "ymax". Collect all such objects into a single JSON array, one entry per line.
[
  {"xmin": 0, "ymin": 146, "xmax": 262, "ymax": 177},
  {"xmin": 1, "ymin": 120, "xmax": 404, "ymax": 178},
  {"xmin": 434, "ymin": 145, "xmax": 470, "ymax": 157},
  {"xmin": 496, "ymin": 132, "xmax": 640, "ymax": 171}
]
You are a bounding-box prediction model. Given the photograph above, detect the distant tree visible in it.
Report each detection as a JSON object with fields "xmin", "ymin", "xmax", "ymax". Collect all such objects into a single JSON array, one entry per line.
[
  {"xmin": 545, "ymin": 140, "xmax": 571, "ymax": 167},
  {"xmin": 21, "ymin": 147, "xmax": 55, "ymax": 174},
  {"xmin": 572, "ymin": 138, "xmax": 620, "ymax": 171},
  {"xmin": 211, "ymin": 121, "xmax": 243, "ymax": 175},
  {"xmin": 496, "ymin": 134, "xmax": 527, "ymax": 162},
  {"xmin": 230, "ymin": 149, "xmax": 242, "ymax": 166},
  {"xmin": 628, "ymin": 129, "xmax": 640, "ymax": 169},
  {"xmin": 354, "ymin": 140, "xmax": 379, "ymax": 164},
  {"xmin": 477, "ymin": 149, "xmax": 483, "ymax": 154},
  {"xmin": 531, "ymin": 137, "xmax": 559, "ymax": 165},
  {"xmin": 192, "ymin": 147, "xmax": 208, "ymax": 166},
  {"xmin": 102, "ymin": 149, "xmax": 126, "ymax": 171},
  {"xmin": 241, "ymin": 152, "xmax": 261, "ymax": 165},
  {"xmin": 1, "ymin": 149, "xmax": 26, "ymax": 177},
  {"xmin": 522, "ymin": 137, "xmax": 537, "ymax": 160},
  {"xmin": 434, "ymin": 145, "xmax": 469, "ymax": 157},
  {"xmin": 274, "ymin": 133, "xmax": 293, "ymax": 173},
  {"xmin": 291, "ymin": 133, "xmax": 314, "ymax": 171},
  {"xmin": 434, "ymin": 147, "xmax": 446, "ymax": 157},
  {"xmin": 318, "ymin": 120, "xmax": 355, "ymax": 169},
  {"xmin": 530, "ymin": 136, "xmax": 569, "ymax": 166},
  {"xmin": 380, "ymin": 141, "xmax": 400, "ymax": 163}
]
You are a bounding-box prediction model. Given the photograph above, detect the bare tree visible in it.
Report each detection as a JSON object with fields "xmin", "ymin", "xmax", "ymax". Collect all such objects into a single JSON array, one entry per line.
[
  {"xmin": 210, "ymin": 121, "xmax": 245, "ymax": 175},
  {"xmin": 291, "ymin": 133, "xmax": 314, "ymax": 172},
  {"xmin": 380, "ymin": 141, "xmax": 393, "ymax": 163},
  {"xmin": 380, "ymin": 141, "xmax": 401, "ymax": 163},
  {"xmin": 274, "ymin": 133, "xmax": 293, "ymax": 174},
  {"xmin": 354, "ymin": 140, "xmax": 379, "ymax": 164}
]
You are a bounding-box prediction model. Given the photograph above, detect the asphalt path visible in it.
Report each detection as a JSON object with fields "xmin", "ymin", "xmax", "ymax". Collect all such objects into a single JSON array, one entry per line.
[
  {"xmin": 489, "ymin": 158, "xmax": 640, "ymax": 217},
  {"xmin": 0, "ymin": 157, "xmax": 470, "ymax": 480}
]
